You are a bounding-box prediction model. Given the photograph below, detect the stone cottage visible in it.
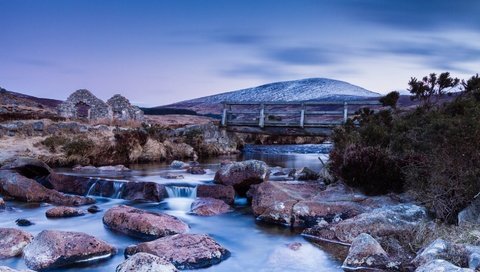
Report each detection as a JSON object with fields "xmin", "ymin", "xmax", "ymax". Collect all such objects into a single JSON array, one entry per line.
[
  {"xmin": 106, "ymin": 94, "xmax": 144, "ymax": 121},
  {"xmin": 58, "ymin": 89, "xmax": 143, "ymax": 121}
]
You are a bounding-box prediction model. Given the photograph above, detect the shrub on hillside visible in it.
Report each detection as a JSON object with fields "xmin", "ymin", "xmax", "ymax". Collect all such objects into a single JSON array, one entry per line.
[
  {"xmin": 62, "ymin": 137, "xmax": 95, "ymax": 156},
  {"xmin": 331, "ymin": 144, "xmax": 403, "ymax": 195},
  {"xmin": 330, "ymin": 72, "xmax": 480, "ymax": 223}
]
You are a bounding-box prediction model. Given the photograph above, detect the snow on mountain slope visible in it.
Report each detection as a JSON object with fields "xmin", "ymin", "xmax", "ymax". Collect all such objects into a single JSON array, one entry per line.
[
  {"xmin": 161, "ymin": 78, "xmax": 380, "ymax": 114},
  {"xmin": 197, "ymin": 78, "xmax": 379, "ymax": 103}
]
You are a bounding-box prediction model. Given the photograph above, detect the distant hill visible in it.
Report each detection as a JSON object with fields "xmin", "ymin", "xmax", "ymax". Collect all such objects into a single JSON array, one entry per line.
[
  {"xmin": 0, "ymin": 88, "xmax": 62, "ymax": 109},
  {"xmin": 158, "ymin": 78, "xmax": 381, "ymax": 114}
]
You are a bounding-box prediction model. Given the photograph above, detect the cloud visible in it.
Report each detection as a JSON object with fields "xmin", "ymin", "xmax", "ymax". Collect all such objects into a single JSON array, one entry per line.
[
  {"xmin": 266, "ymin": 46, "xmax": 338, "ymax": 66},
  {"xmin": 220, "ymin": 63, "xmax": 291, "ymax": 79},
  {"xmin": 343, "ymin": 0, "xmax": 480, "ymax": 31},
  {"xmin": 379, "ymin": 39, "xmax": 480, "ymax": 73}
]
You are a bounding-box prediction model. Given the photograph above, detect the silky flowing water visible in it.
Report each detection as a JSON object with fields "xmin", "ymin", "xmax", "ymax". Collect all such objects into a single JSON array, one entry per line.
[{"xmin": 0, "ymin": 144, "xmax": 343, "ymax": 271}]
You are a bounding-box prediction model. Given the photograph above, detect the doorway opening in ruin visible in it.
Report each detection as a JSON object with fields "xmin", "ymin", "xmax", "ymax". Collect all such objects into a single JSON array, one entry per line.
[{"xmin": 74, "ymin": 101, "xmax": 91, "ymax": 119}]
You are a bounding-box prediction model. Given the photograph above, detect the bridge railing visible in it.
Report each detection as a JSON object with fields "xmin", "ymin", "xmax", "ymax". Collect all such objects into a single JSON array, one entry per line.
[{"xmin": 221, "ymin": 101, "xmax": 382, "ymax": 128}]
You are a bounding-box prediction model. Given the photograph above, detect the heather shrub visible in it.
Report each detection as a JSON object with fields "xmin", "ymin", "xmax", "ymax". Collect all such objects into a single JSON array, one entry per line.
[
  {"xmin": 330, "ymin": 73, "xmax": 480, "ymax": 223},
  {"xmin": 62, "ymin": 137, "xmax": 95, "ymax": 156}
]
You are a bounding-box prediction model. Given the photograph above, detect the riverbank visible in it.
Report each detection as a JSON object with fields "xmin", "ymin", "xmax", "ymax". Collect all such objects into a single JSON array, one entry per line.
[
  {"xmin": 1, "ymin": 154, "xmax": 480, "ymax": 271},
  {"xmin": 0, "ymin": 116, "xmax": 326, "ymax": 167}
]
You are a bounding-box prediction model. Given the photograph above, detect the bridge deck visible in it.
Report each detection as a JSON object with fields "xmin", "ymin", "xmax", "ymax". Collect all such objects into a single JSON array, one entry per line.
[{"xmin": 220, "ymin": 101, "xmax": 382, "ymax": 136}]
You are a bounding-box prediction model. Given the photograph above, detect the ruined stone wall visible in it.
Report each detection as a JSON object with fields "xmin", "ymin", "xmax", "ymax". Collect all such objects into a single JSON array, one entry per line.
[
  {"xmin": 106, "ymin": 94, "xmax": 144, "ymax": 121},
  {"xmin": 58, "ymin": 89, "xmax": 112, "ymax": 120}
]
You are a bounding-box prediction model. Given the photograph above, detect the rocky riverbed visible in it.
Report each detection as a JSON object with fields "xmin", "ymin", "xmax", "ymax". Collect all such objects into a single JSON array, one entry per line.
[{"xmin": 1, "ymin": 149, "xmax": 479, "ymax": 271}]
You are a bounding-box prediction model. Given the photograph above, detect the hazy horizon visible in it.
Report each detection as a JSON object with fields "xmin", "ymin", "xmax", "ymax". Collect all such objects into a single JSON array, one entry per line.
[{"xmin": 1, "ymin": 0, "xmax": 479, "ymax": 106}]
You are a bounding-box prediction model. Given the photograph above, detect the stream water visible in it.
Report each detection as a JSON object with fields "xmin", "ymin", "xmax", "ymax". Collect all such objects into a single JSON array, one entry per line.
[{"xmin": 0, "ymin": 144, "xmax": 343, "ymax": 271}]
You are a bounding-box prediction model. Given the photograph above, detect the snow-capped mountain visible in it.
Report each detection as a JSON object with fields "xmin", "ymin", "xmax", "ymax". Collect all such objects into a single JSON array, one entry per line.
[{"xmin": 161, "ymin": 78, "xmax": 380, "ymax": 114}]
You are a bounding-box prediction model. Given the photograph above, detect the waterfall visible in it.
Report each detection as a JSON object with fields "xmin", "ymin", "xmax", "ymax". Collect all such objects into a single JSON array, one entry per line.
[
  {"xmin": 165, "ymin": 185, "xmax": 197, "ymax": 198},
  {"xmin": 164, "ymin": 184, "xmax": 197, "ymax": 212},
  {"xmin": 85, "ymin": 178, "xmax": 125, "ymax": 199},
  {"xmin": 112, "ymin": 181, "xmax": 125, "ymax": 198}
]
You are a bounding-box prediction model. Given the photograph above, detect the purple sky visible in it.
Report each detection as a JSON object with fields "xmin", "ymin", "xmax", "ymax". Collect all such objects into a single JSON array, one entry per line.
[{"xmin": 1, "ymin": 0, "xmax": 479, "ymax": 106}]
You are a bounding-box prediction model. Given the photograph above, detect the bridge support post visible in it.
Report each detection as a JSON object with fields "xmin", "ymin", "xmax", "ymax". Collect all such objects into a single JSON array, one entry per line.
[
  {"xmin": 259, "ymin": 103, "xmax": 265, "ymax": 128},
  {"xmin": 343, "ymin": 102, "xmax": 348, "ymax": 124},
  {"xmin": 300, "ymin": 103, "xmax": 305, "ymax": 128},
  {"xmin": 221, "ymin": 103, "xmax": 227, "ymax": 127}
]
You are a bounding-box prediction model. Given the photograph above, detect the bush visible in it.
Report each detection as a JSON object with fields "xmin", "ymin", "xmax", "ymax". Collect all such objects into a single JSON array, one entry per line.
[
  {"xmin": 379, "ymin": 91, "xmax": 400, "ymax": 108},
  {"xmin": 62, "ymin": 138, "xmax": 95, "ymax": 156},
  {"xmin": 332, "ymin": 144, "xmax": 403, "ymax": 195},
  {"xmin": 330, "ymin": 72, "xmax": 480, "ymax": 223},
  {"xmin": 41, "ymin": 135, "xmax": 69, "ymax": 152}
]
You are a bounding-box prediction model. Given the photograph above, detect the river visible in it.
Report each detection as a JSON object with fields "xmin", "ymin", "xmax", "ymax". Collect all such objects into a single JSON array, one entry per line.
[{"xmin": 0, "ymin": 144, "xmax": 343, "ymax": 271}]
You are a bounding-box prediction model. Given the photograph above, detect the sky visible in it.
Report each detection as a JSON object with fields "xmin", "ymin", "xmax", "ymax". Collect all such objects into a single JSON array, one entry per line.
[{"xmin": 1, "ymin": 0, "xmax": 479, "ymax": 106}]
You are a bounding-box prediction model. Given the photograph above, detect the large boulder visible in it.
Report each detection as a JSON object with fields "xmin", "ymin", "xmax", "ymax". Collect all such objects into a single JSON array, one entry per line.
[
  {"xmin": 125, "ymin": 234, "xmax": 230, "ymax": 270},
  {"xmin": 214, "ymin": 160, "xmax": 269, "ymax": 195},
  {"xmin": 458, "ymin": 196, "xmax": 480, "ymax": 226},
  {"xmin": 45, "ymin": 206, "xmax": 86, "ymax": 218},
  {"xmin": 196, "ymin": 184, "xmax": 235, "ymax": 205},
  {"xmin": 46, "ymin": 173, "xmax": 92, "ymax": 196},
  {"xmin": 121, "ymin": 181, "xmax": 167, "ymax": 202},
  {"xmin": 23, "ymin": 230, "xmax": 116, "ymax": 270},
  {"xmin": 412, "ymin": 239, "xmax": 480, "ymax": 270},
  {"xmin": 116, "ymin": 252, "xmax": 178, "ymax": 272},
  {"xmin": 303, "ymin": 204, "xmax": 428, "ymax": 245},
  {"xmin": 249, "ymin": 181, "xmax": 325, "ymax": 226},
  {"xmin": 170, "ymin": 160, "xmax": 189, "ymax": 169},
  {"xmin": 190, "ymin": 198, "xmax": 231, "ymax": 216},
  {"xmin": 103, "ymin": 205, "xmax": 188, "ymax": 240},
  {"xmin": 0, "ymin": 157, "xmax": 52, "ymax": 178},
  {"xmin": 415, "ymin": 259, "xmax": 474, "ymax": 272},
  {"xmin": 342, "ymin": 233, "xmax": 392, "ymax": 271},
  {"xmin": 0, "ymin": 228, "xmax": 33, "ymax": 259},
  {"xmin": 0, "ymin": 170, "xmax": 94, "ymax": 206}
]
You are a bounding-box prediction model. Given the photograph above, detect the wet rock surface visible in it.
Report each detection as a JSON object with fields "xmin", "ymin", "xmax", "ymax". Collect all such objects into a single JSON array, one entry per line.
[
  {"xmin": 190, "ymin": 197, "xmax": 231, "ymax": 216},
  {"xmin": 0, "ymin": 228, "xmax": 33, "ymax": 259},
  {"xmin": 0, "ymin": 266, "xmax": 34, "ymax": 272},
  {"xmin": 186, "ymin": 166, "xmax": 206, "ymax": 175},
  {"xmin": 170, "ymin": 160, "xmax": 189, "ymax": 169},
  {"xmin": 103, "ymin": 205, "xmax": 189, "ymax": 240},
  {"xmin": 0, "ymin": 197, "xmax": 4, "ymax": 208},
  {"xmin": 23, "ymin": 230, "xmax": 116, "ymax": 271},
  {"xmin": 116, "ymin": 252, "xmax": 178, "ymax": 272},
  {"xmin": 196, "ymin": 184, "xmax": 235, "ymax": 205},
  {"xmin": 0, "ymin": 170, "xmax": 94, "ymax": 206},
  {"xmin": 342, "ymin": 233, "xmax": 392, "ymax": 271},
  {"xmin": 214, "ymin": 160, "xmax": 269, "ymax": 195},
  {"xmin": 415, "ymin": 259, "xmax": 474, "ymax": 272},
  {"xmin": 45, "ymin": 206, "xmax": 86, "ymax": 218},
  {"xmin": 121, "ymin": 181, "xmax": 167, "ymax": 202},
  {"xmin": 125, "ymin": 234, "xmax": 230, "ymax": 270},
  {"xmin": 15, "ymin": 219, "xmax": 33, "ymax": 227}
]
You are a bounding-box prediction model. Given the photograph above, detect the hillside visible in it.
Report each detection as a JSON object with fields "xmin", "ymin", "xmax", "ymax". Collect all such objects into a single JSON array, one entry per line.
[{"xmin": 159, "ymin": 78, "xmax": 380, "ymax": 114}]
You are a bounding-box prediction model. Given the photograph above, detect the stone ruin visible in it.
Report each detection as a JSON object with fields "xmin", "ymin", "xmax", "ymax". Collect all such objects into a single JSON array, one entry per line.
[
  {"xmin": 106, "ymin": 94, "xmax": 144, "ymax": 121},
  {"xmin": 58, "ymin": 89, "xmax": 143, "ymax": 121}
]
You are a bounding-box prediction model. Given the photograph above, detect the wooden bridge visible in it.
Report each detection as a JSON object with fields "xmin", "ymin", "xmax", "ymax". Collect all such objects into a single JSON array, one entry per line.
[{"xmin": 220, "ymin": 101, "xmax": 382, "ymax": 136}]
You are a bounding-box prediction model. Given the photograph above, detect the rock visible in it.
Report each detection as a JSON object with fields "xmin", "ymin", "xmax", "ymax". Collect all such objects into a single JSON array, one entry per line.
[
  {"xmin": 415, "ymin": 259, "xmax": 474, "ymax": 272},
  {"xmin": 116, "ymin": 252, "xmax": 178, "ymax": 272},
  {"xmin": 303, "ymin": 204, "xmax": 427, "ymax": 245},
  {"xmin": 163, "ymin": 173, "xmax": 184, "ymax": 179},
  {"xmin": 72, "ymin": 165, "xmax": 130, "ymax": 171},
  {"xmin": 214, "ymin": 160, "xmax": 269, "ymax": 195},
  {"xmin": 125, "ymin": 234, "xmax": 230, "ymax": 270},
  {"xmin": 412, "ymin": 239, "xmax": 480, "ymax": 270},
  {"xmin": 296, "ymin": 167, "xmax": 320, "ymax": 181},
  {"xmin": 0, "ymin": 157, "xmax": 52, "ymax": 178},
  {"xmin": 0, "ymin": 228, "xmax": 33, "ymax": 259},
  {"xmin": 121, "ymin": 181, "xmax": 167, "ymax": 202},
  {"xmin": 248, "ymin": 180, "xmax": 326, "ymax": 226},
  {"xmin": 32, "ymin": 121, "xmax": 44, "ymax": 132},
  {"xmin": 98, "ymin": 165, "xmax": 130, "ymax": 171},
  {"xmin": 0, "ymin": 197, "xmax": 4, "ymax": 208},
  {"xmin": 196, "ymin": 184, "xmax": 235, "ymax": 205},
  {"xmin": 87, "ymin": 205, "xmax": 101, "ymax": 213},
  {"xmin": 0, "ymin": 266, "xmax": 34, "ymax": 272},
  {"xmin": 0, "ymin": 170, "xmax": 95, "ymax": 206},
  {"xmin": 46, "ymin": 173, "xmax": 93, "ymax": 195},
  {"xmin": 170, "ymin": 160, "xmax": 189, "ymax": 169},
  {"xmin": 342, "ymin": 233, "xmax": 392, "ymax": 271},
  {"xmin": 23, "ymin": 230, "xmax": 116, "ymax": 270},
  {"xmin": 186, "ymin": 166, "xmax": 206, "ymax": 175},
  {"xmin": 15, "ymin": 219, "xmax": 34, "ymax": 227},
  {"xmin": 292, "ymin": 200, "xmax": 365, "ymax": 227},
  {"xmin": 45, "ymin": 206, "xmax": 86, "ymax": 218},
  {"xmin": 190, "ymin": 198, "xmax": 231, "ymax": 216},
  {"xmin": 103, "ymin": 205, "xmax": 188, "ymax": 239},
  {"xmin": 458, "ymin": 196, "xmax": 480, "ymax": 226}
]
